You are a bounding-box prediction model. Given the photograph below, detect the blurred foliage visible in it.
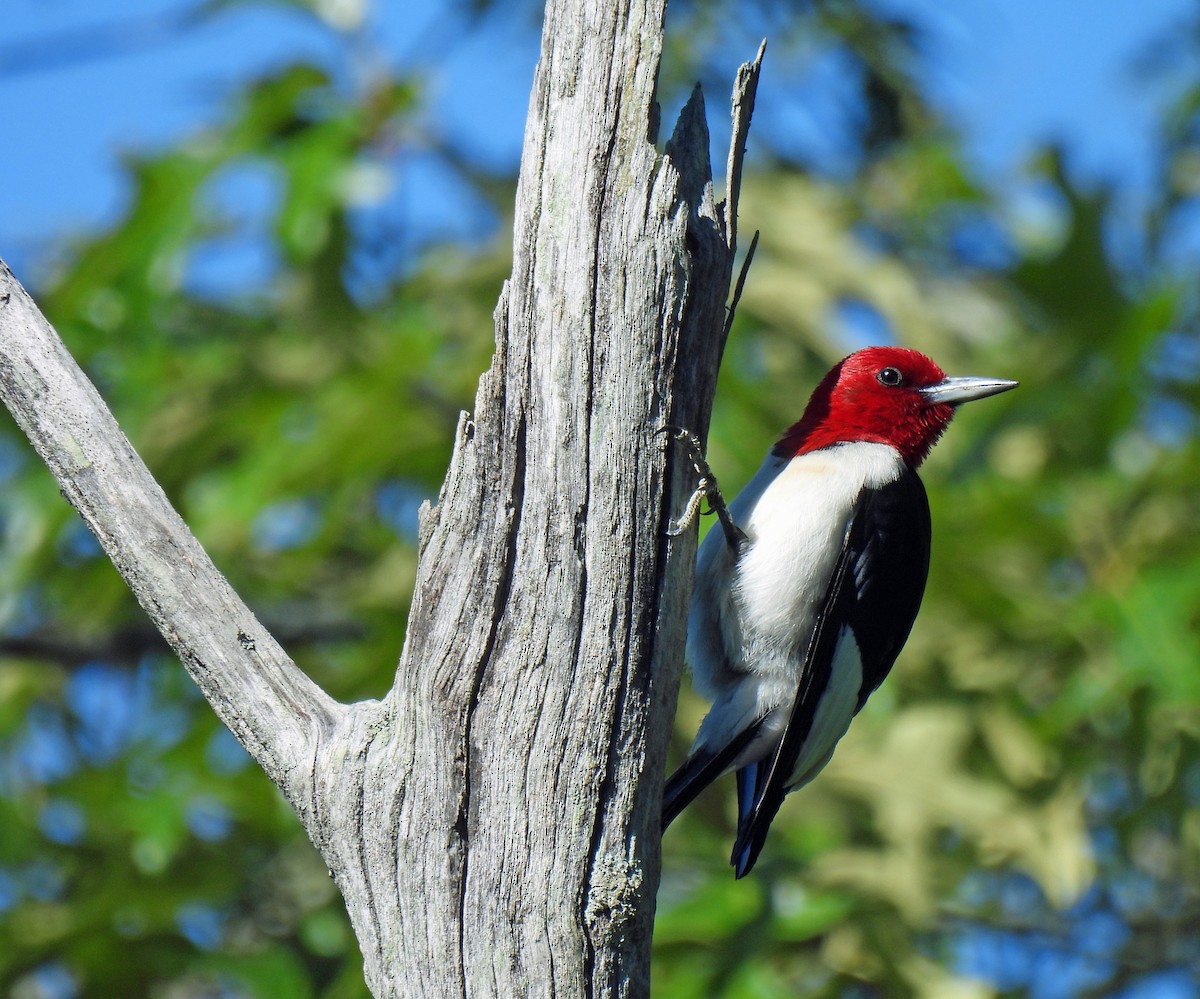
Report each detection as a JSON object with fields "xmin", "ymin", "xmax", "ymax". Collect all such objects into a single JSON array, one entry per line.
[{"xmin": 2, "ymin": 1, "xmax": 1200, "ymax": 998}]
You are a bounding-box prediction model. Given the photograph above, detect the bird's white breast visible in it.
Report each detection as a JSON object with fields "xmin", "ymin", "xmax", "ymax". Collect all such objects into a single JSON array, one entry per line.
[{"xmin": 686, "ymin": 441, "xmax": 905, "ymax": 751}]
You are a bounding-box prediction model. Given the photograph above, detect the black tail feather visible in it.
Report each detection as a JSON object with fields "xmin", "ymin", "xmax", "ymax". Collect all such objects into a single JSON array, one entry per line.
[
  {"xmin": 662, "ymin": 749, "xmax": 726, "ymax": 830},
  {"xmin": 661, "ymin": 721, "xmax": 762, "ymax": 830},
  {"xmin": 731, "ymin": 780, "xmax": 787, "ymax": 878},
  {"xmin": 735, "ymin": 761, "xmax": 760, "ymax": 828}
]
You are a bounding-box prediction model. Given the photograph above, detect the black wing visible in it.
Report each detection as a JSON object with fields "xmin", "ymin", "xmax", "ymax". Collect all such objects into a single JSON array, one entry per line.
[{"xmin": 730, "ymin": 468, "xmax": 931, "ymax": 876}]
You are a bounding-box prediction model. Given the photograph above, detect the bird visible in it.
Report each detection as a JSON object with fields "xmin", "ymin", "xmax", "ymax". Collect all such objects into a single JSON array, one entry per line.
[{"xmin": 662, "ymin": 346, "xmax": 1017, "ymax": 877}]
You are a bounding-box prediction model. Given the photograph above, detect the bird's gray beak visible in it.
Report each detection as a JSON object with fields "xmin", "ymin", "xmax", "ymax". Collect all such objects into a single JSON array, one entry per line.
[{"xmin": 920, "ymin": 375, "xmax": 1019, "ymax": 407}]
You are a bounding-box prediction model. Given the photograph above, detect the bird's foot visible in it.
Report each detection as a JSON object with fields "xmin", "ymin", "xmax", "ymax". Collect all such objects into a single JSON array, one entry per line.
[{"xmin": 659, "ymin": 426, "xmax": 748, "ymax": 554}]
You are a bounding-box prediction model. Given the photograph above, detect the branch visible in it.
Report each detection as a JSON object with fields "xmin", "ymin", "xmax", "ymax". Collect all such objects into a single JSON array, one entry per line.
[
  {"xmin": 0, "ymin": 262, "xmax": 342, "ymax": 815},
  {"xmin": 723, "ymin": 38, "xmax": 767, "ymax": 250},
  {"xmin": 724, "ymin": 228, "xmax": 760, "ymax": 339},
  {"xmin": 0, "ymin": 609, "xmax": 365, "ymax": 670}
]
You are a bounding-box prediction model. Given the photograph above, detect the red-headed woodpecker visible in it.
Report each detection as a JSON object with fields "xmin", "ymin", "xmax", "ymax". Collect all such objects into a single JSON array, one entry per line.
[{"xmin": 663, "ymin": 346, "xmax": 1017, "ymax": 877}]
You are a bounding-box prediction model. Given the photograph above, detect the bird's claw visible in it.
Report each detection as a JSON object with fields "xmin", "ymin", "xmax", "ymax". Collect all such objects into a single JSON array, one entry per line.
[
  {"xmin": 660, "ymin": 425, "xmax": 748, "ymax": 554},
  {"xmin": 665, "ymin": 481, "xmax": 710, "ymax": 537}
]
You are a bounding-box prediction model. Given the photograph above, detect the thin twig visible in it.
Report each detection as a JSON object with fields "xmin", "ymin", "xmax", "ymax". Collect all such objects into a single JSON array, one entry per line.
[
  {"xmin": 724, "ymin": 229, "xmax": 760, "ymax": 339},
  {"xmin": 724, "ymin": 38, "xmax": 767, "ymax": 250}
]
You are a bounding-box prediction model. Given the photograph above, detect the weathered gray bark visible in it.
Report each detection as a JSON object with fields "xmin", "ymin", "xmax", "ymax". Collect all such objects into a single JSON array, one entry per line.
[{"xmin": 0, "ymin": 1, "xmax": 761, "ymax": 994}]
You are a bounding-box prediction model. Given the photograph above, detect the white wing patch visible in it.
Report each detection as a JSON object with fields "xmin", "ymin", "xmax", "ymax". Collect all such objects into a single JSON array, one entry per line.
[{"xmin": 787, "ymin": 625, "xmax": 863, "ymax": 790}]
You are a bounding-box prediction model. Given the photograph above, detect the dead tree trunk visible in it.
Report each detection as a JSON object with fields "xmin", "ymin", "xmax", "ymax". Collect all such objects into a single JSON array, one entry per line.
[{"xmin": 0, "ymin": 0, "xmax": 761, "ymax": 994}]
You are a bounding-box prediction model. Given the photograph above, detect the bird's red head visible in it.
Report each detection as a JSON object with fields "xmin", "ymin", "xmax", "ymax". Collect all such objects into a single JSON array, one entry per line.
[{"xmin": 773, "ymin": 347, "xmax": 1016, "ymax": 467}]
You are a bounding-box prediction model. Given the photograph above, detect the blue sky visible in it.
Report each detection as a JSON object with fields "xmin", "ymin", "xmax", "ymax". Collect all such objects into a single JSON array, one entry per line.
[
  {"xmin": 1, "ymin": 0, "xmax": 1195, "ymax": 277},
  {"xmin": 874, "ymin": 0, "xmax": 1191, "ymax": 186}
]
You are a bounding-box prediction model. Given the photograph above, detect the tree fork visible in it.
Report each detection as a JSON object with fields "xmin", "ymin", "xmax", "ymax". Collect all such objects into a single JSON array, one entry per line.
[{"xmin": 0, "ymin": 4, "xmax": 763, "ymax": 996}]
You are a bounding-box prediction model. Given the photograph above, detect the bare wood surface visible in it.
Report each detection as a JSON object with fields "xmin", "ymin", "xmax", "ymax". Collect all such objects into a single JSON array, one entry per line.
[{"xmin": 0, "ymin": 4, "xmax": 765, "ymax": 996}]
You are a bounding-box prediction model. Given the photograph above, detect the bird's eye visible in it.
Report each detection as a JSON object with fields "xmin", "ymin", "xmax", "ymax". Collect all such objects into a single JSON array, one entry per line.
[{"xmin": 876, "ymin": 367, "xmax": 904, "ymax": 387}]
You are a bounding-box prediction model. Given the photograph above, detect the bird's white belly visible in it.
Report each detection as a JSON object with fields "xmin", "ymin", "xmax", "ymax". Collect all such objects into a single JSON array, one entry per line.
[
  {"xmin": 730, "ymin": 442, "xmax": 902, "ymax": 672},
  {"xmin": 686, "ymin": 442, "xmax": 904, "ymax": 752}
]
